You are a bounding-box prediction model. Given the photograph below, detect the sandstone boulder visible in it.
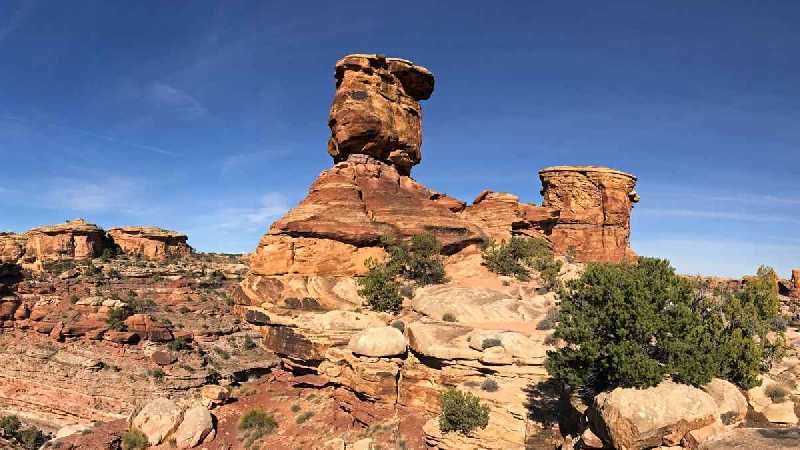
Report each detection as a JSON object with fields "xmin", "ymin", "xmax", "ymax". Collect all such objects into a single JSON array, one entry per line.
[
  {"xmin": 131, "ymin": 398, "xmax": 184, "ymax": 446},
  {"xmin": 107, "ymin": 226, "xmax": 192, "ymax": 260},
  {"xmin": 590, "ymin": 380, "xmax": 718, "ymax": 450},
  {"xmin": 702, "ymin": 378, "xmax": 748, "ymax": 426},
  {"xmin": 124, "ymin": 314, "xmax": 173, "ymax": 342},
  {"xmin": 348, "ymin": 326, "xmax": 406, "ymax": 357},
  {"xmin": 172, "ymin": 405, "xmax": 214, "ymax": 449},
  {"xmin": 762, "ymin": 401, "xmax": 798, "ymax": 424}
]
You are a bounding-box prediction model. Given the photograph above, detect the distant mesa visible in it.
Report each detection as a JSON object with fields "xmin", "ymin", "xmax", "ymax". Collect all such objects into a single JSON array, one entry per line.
[
  {"xmin": 0, "ymin": 219, "xmax": 192, "ymax": 268},
  {"xmin": 108, "ymin": 226, "xmax": 192, "ymax": 260}
]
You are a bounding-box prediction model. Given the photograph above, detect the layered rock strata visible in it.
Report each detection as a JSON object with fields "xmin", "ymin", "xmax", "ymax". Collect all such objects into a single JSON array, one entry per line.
[
  {"xmin": 107, "ymin": 226, "xmax": 193, "ymax": 260},
  {"xmin": 539, "ymin": 166, "xmax": 639, "ymax": 262},
  {"xmin": 1, "ymin": 221, "xmax": 194, "ymax": 267},
  {"xmin": 22, "ymin": 219, "xmax": 108, "ymax": 263}
]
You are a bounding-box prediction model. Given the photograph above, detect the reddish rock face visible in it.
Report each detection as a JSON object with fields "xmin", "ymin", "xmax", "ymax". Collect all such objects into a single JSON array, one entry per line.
[
  {"xmin": 249, "ymin": 155, "xmax": 485, "ymax": 278},
  {"xmin": 539, "ymin": 166, "xmax": 639, "ymax": 263},
  {"xmin": 788, "ymin": 269, "xmax": 800, "ymax": 299},
  {"xmin": 327, "ymin": 54, "xmax": 434, "ymax": 175},
  {"xmin": 0, "ymin": 232, "xmax": 26, "ymax": 264},
  {"xmin": 107, "ymin": 226, "xmax": 193, "ymax": 260},
  {"xmin": 461, "ymin": 190, "xmax": 559, "ymax": 243},
  {"xmin": 23, "ymin": 219, "xmax": 108, "ymax": 263}
]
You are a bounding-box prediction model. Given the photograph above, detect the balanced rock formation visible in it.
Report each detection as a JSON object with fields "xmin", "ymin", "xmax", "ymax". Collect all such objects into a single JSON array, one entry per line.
[
  {"xmin": 327, "ymin": 54, "xmax": 434, "ymax": 175},
  {"xmin": 243, "ymin": 54, "xmax": 485, "ymax": 306},
  {"xmin": 539, "ymin": 166, "xmax": 639, "ymax": 262},
  {"xmin": 108, "ymin": 226, "xmax": 193, "ymax": 260}
]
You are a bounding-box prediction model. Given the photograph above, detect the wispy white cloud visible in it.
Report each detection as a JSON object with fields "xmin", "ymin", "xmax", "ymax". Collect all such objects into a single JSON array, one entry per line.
[
  {"xmin": 0, "ymin": 114, "xmax": 178, "ymax": 157},
  {"xmin": 637, "ymin": 208, "xmax": 800, "ymax": 225},
  {"xmin": 41, "ymin": 176, "xmax": 155, "ymax": 215},
  {"xmin": 221, "ymin": 149, "xmax": 291, "ymax": 174},
  {"xmin": 209, "ymin": 192, "xmax": 291, "ymax": 232},
  {"xmin": 148, "ymin": 82, "xmax": 208, "ymax": 119}
]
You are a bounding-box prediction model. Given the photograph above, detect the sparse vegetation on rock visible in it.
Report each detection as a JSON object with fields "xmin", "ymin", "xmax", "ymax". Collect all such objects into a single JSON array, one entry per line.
[
  {"xmin": 239, "ymin": 408, "xmax": 277, "ymax": 448},
  {"xmin": 438, "ymin": 388, "xmax": 490, "ymax": 434},
  {"xmin": 0, "ymin": 415, "xmax": 47, "ymax": 450},
  {"xmin": 546, "ymin": 258, "xmax": 784, "ymax": 393},
  {"xmin": 482, "ymin": 236, "xmax": 562, "ymax": 289},
  {"xmin": 121, "ymin": 429, "xmax": 149, "ymax": 450}
]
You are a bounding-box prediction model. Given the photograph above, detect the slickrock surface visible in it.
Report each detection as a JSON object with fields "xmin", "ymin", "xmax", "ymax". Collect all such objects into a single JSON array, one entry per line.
[
  {"xmin": 328, "ymin": 54, "xmax": 434, "ymax": 175},
  {"xmin": 107, "ymin": 226, "xmax": 193, "ymax": 260},
  {"xmin": 539, "ymin": 166, "xmax": 639, "ymax": 262}
]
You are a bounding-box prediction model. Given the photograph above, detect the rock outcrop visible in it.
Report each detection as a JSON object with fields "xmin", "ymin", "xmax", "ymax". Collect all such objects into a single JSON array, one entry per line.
[
  {"xmin": 328, "ymin": 54, "xmax": 434, "ymax": 175},
  {"xmin": 107, "ymin": 226, "xmax": 193, "ymax": 260},
  {"xmin": 539, "ymin": 166, "xmax": 639, "ymax": 262},
  {"xmin": 781, "ymin": 268, "xmax": 800, "ymax": 299},
  {"xmin": 23, "ymin": 219, "xmax": 108, "ymax": 263}
]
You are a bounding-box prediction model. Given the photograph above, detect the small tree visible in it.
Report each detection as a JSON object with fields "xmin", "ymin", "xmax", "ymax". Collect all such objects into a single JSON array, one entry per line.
[
  {"xmin": 439, "ymin": 388, "xmax": 490, "ymax": 434},
  {"xmin": 121, "ymin": 429, "xmax": 148, "ymax": 450},
  {"xmin": 357, "ymin": 259, "xmax": 404, "ymax": 313},
  {"xmin": 546, "ymin": 258, "xmax": 783, "ymax": 392}
]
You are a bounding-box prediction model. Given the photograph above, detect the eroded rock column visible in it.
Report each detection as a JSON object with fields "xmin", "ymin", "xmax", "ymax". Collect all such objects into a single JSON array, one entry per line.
[{"xmin": 539, "ymin": 166, "xmax": 639, "ymax": 263}]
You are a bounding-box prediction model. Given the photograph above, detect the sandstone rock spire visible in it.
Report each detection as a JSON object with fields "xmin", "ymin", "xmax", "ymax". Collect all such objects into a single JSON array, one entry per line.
[{"xmin": 327, "ymin": 54, "xmax": 434, "ymax": 175}]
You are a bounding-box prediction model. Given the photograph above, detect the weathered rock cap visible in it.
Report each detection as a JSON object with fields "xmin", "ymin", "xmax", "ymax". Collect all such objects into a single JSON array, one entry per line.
[
  {"xmin": 538, "ymin": 165, "xmax": 638, "ymax": 182},
  {"xmin": 27, "ymin": 219, "xmax": 103, "ymax": 235},
  {"xmin": 335, "ymin": 53, "xmax": 434, "ymax": 100},
  {"xmin": 107, "ymin": 226, "xmax": 187, "ymax": 239}
]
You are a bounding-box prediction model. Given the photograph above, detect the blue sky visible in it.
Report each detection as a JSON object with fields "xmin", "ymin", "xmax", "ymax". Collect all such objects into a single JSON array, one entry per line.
[{"xmin": 0, "ymin": 1, "xmax": 798, "ymax": 277}]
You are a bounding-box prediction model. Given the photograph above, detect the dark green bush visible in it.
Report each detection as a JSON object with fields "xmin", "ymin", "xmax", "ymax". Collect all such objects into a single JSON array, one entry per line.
[
  {"xmin": 546, "ymin": 258, "xmax": 783, "ymax": 392},
  {"xmin": 121, "ymin": 429, "xmax": 148, "ymax": 450},
  {"xmin": 439, "ymin": 388, "xmax": 490, "ymax": 434},
  {"xmin": 0, "ymin": 416, "xmax": 48, "ymax": 450},
  {"xmin": 481, "ymin": 338, "xmax": 502, "ymax": 349},
  {"xmin": 442, "ymin": 313, "xmax": 457, "ymax": 322},
  {"xmin": 168, "ymin": 338, "xmax": 190, "ymax": 352},
  {"xmin": 383, "ymin": 232, "xmax": 448, "ymax": 285},
  {"xmin": 357, "ymin": 259, "xmax": 403, "ymax": 313},
  {"xmin": 0, "ymin": 414, "xmax": 21, "ymax": 436},
  {"xmin": 482, "ymin": 236, "xmax": 562, "ymax": 289},
  {"xmin": 107, "ymin": 307, "xmax": 130, "ymax": 331},
  {"xmin": 480, "ymin": 378, "xmax": 499, "ymax": 392}
]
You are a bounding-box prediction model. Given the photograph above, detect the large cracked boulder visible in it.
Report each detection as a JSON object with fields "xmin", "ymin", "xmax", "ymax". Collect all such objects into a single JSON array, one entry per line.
[
  {"xmin": 589, "ymin": 380, "xmax": 718, "ymax": 450},
  {"xmin": 131, "ymin": 398, "xmax": 184, "ymax": 446},
  {"xmin": 172, "ymin": 405, "xmax": 214, "ymax": 449},
  {"xmin": 328, "ymin": 54, "xmax": 434, "ymax": 175}
]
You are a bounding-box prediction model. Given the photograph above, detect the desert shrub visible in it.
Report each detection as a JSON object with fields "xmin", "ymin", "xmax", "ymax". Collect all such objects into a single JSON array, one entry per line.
[
  {"xmin": 148, "ymin": 369, "xmax": 165, "ymax": 381},
  {"xmin": 391, "ymin": 320, "xmax": 406, "ymax": 332},
  {"xmin": 242, "ymin": 336, "xmax": 258, "ymax": 350},
  {"xmin": 357, "ymin": 259, "xmax": 403, "ymax": 313},
  {"xmin": 546, "ymin": 258, "xmax": 783, "ymax": 392},
  {"xmin": 295, "ymin": 411, "xmax": 314, "ymax": 424},
  {"xmin": 771, "ymin": 315, "xmax": 789, "ymax": 332},
  {"xmin": 213, "ymin": 347, "xmax": 231, "ymax": 360},
  {"xmin": 239, "ymin": 409, "xmax": 277, "ymax": 447},
  {"xmin": 481, "ymin": 338, "xmax": 502, "ymax": 349},
  {"xmin": 439, "ymin": 388, "xmax": 490, "ymax": 434},
  {"xmin": 482, "ymin": 237, "xmax": 562, "ymax": 289},
  {"xmin": 536, "ymin": 307, "xmax": 559, "ymax": 330},
  {"xmin": 442, "ymin": 313, "xmax": 457, "ymax": 322},
  {"xmin": 765, "ymin": 384, "xmax": 790, "ymax": 403},
  {"xmin": 0, "ymin": 414, "xmax": 21, "ymax": 436},
  {"xmin": 357, "ymin": 232, "xmax": 449, "ymax": 312},
  {"xmin": 17, "ymin": 427, "xmax": 47, "ymax": 449},
  {"xmin": 107, "ymin": 307, "xmax": 130, "ymax": 331},
  {"xmin": 168, "ymin": 338, "xmax": 190, "ymax": 352},
  {"xmin": 290, "ymin": 403, "xmax": 301, "ymax": 413},
  {"xmin": 121, "ymin": 429, "xmax": 148, "ymax": 450},
  {"xmin": 480, "ymin": 378, "xmax": 499, "ymax": 392}
]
